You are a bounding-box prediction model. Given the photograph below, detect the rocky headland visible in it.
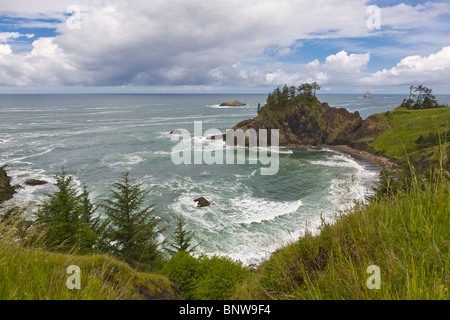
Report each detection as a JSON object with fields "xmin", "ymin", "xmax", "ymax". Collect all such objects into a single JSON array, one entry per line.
[{"xmin": 222, "ymin": 94, "xmax": 396, "ymax": 167}]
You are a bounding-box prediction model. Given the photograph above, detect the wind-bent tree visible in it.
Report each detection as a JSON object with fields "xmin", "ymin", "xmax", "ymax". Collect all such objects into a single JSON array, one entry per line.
[
  {"xmin": 298, "ymin": 83, "xmax": 313, "ymax": 96},
  {"xmin": 312, "ymin": 82, "xmax": 321, "ymax": 96},
  {"xmin": 102, "ymin": 172, "xmax": 163, "ymax": 269},
  {"xmin": 414, "ymin": 84, "xmax": 425, "ymax": 105},
  {"xmin": 401, "ymin": 84, "xmax": 442, "ymax": 109},
  {"xmin": 408, "ymin": 85, "xmax": 415, "ymax": 101}
]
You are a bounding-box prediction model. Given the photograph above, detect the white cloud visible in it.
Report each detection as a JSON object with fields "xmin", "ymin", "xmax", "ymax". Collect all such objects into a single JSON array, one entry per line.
[
  {"xmin": 0, "ymin": 0, "xmax": 449, "ymax": 91},
  {"xmin": 241, "ymin": 50, "xmax": 370, "ymax": 87},
  {"xmin": 363, "ymin": 46, "xmax": 450, "ymax": 87},
  {"xmin": 0, "ymin": 44, "xmax": 13, "ymax": 56},
  {"xmin": 0, "ymin": 32, "xmax": 34, "ymax": 43}
]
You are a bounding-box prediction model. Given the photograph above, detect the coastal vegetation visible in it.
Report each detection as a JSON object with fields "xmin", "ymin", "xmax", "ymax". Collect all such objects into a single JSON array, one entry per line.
[
  {"xmin": 401, "ymin": 85, "xmax": 449, "ymax": 110},
  {"xmin": 0, "ymin": 167, "xmax": 248, "ymax": 300},
  {"xmin": 1, "ymin": 84, "xmax": 449, "ymax": 300},
  {"xmin": 232, "ymin": 85, "xmax": 449, "ymax": 299}
]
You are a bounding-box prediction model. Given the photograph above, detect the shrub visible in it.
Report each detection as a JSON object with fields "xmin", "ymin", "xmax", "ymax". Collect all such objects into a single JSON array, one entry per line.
[{"xmin": 162, "ymin": 251, "xmax": 201, "ymax": 299}]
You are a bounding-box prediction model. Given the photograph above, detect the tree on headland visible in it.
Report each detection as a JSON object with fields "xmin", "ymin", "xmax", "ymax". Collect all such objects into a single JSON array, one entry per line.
[
  {"xmin": 265, "ymin": 82, "xmax": 321, "ymax": 109},
  {"xmin": 401, "ymin": 84, "xmax": 446, "ymax": 109},
  {"xmin": 298, "ymin": 83, "xmax": 313, "ymax": 96},
  {"xmin": 312, "ymin": 82, "xmax": 321, "ymax": 96}
]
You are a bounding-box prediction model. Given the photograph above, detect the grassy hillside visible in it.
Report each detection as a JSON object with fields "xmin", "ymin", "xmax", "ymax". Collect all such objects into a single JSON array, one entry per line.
[
  {"xmin": 0, "ymin": 217, "xmax": 180, "ymax": 300},
  {"xmin": 367, "ymin": 107, "xmax": 449, "ymax": 169},
  {"xmin": 235, "ymin": 107, "xmax": 450, "ymax": 300}
]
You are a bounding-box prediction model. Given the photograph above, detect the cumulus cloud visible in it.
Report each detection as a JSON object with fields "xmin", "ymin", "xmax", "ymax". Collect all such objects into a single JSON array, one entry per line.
[
  {"xmin": 0, "ymin": 0, "xmax": 449, "ymax": 91},
  {"xmin": 239, "ymin": 50, "xmax": 370, "ymax": 87},
  {"xmin": 363, "ymin": 46, "xmax": 450, "ymax": 86},
  {"xmin": 0, "ymin": 32, "xmax": 34, "ymax": 42}
]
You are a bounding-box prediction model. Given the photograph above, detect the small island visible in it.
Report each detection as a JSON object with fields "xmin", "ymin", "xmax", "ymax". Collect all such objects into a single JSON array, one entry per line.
[
  {"xmin": 220, "ymin": 99, "xmax": 246, "ymax": 106},
  {"xmin": 364, "ymin": 91, "xmax": 373, "ymax": 98}
]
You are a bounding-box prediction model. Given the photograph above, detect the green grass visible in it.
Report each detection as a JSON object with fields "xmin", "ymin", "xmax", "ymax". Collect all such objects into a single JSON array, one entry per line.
[
  {"xmin": 235, "ymin": 107, "xmax": 450, "ymax": 300},
  {"xmin": 0, "ymin": 217, "xmax": 180, "ymax": 300},
  {"xmin": 236, "ymin": 168, "xmax": 449, "ymax": 299},
  {"xmin": 368, "ymin": 107, "xmax": 449, "ymax": 167}
]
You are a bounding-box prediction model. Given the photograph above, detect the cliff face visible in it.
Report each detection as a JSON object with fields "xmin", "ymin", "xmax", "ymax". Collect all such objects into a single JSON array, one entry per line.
[
  {"xmin": 0, "ymin": 167, "xmax": 14, "ymax": 202},
  {"xmin": 232, "ymin": 95, "xmax": 382, "ymax": 149}
]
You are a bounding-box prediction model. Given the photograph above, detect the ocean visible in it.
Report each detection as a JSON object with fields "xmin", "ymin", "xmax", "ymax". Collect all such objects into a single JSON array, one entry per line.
[{"xmin": 1, "ymin": 93, "xmax": 449, "ymax": 264}]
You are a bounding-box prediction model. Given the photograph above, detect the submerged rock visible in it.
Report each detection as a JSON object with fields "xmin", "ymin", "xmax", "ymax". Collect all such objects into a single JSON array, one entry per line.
[
  {"xmin": 194, "ymin": 197, "xmax": 210, "ymax": 208},
  {"xmin": 24, "ymin": 179, "xmax": 48, "ymax": 186},
  {"xmin": 220, "ymin": 99, "xmax": 246, "ymax": 107}
]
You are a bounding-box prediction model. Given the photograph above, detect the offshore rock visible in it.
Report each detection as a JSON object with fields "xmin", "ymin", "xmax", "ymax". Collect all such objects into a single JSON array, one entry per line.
[
  {"xmin": 194, "ymin": 197, "xmax": 211, "ymax": 208},
  {"xmin": 220, "ymin": 99, "xmax": 246, "ymax": 106},
  {"xmin": 24, "ymin": 179, "xmax": 48, "ymax": 186}
]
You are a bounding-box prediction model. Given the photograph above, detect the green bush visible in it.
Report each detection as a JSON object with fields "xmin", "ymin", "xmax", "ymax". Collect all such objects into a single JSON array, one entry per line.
[
  {"xmin": 161, "ymin": 251, "xmax": 201, "ymax": 299},
  {"xmin": 162, "ymin": 252, "xmax": 251, "ymax": 300},
  {"xmin": 194, "ymin": 255, "xmax": 251, "ymax": 300}
]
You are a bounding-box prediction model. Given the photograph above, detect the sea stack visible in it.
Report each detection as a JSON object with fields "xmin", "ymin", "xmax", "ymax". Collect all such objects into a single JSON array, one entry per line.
[
  {"xmin": 364, "ymin": 91, "xmax": 373, "ymax": 99},
  {"xmin": 194, "ymin": 197, "xmax": 211, "ymax": 207},
  {"xmin": 220, "ymin": 99, "xmax": 246, "ymax": 106}
]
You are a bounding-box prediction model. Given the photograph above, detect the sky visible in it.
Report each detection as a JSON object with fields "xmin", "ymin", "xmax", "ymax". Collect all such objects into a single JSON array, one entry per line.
[{"xmin": 0, "ymin": 0, "xmax": 449, "ymax": 94}]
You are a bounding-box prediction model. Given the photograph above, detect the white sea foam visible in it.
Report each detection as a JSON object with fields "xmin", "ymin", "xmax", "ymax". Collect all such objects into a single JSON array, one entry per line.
[{"xmin": 208, "ymin": 104, "xmax": 254, "ymax": 109}]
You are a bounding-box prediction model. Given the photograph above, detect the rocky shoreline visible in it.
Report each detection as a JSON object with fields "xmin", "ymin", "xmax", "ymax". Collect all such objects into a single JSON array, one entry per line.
[{"xmin": 325, "ymin": 145, "xmax": 397, "ymax": 169}]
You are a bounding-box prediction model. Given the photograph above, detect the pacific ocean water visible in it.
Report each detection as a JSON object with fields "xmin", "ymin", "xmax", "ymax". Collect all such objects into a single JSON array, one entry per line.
[{"xmin": 1, "ymin": 93, "xmax": 449, "ymax": 264}]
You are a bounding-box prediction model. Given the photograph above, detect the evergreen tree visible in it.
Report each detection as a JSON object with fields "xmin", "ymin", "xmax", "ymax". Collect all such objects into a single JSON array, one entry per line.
[
  {"xmin": 289, "ymin": 86, "xmax": 297, "ymax": 100},
  {"xmin": 163, "ymin": 214, "xmax": 198, "ymax": 255},
  {"xmin": 77, "ymin": 184, "xmax": 109, "ymax": 252},
  {"xmin": 312, "ymin": 82, "xmax": 321, "ymax": 96},
  {"xmin": 35, "ymin": 169, "xmax": 94, "ymax": 252},
  {"xmin": 102, "ymin": 172, "xmax": 163, "ymax": 269}
]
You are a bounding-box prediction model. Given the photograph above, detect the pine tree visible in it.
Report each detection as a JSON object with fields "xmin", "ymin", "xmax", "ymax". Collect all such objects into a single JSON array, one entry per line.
[
  {"xmin": 35, "ymin": 169, "xmax": 85, "ymax": 252},
  {"xmin": 77, "ymin": 184, "xmax": 108, "ymax": 252},
  {"xmin": 312, "ymin": 82, "xmax": 321, "ymax": 96},
  {"xmin": 102, "ymin": 172, "xmax": 162, "ymax": 269},
  {"xmin": 163, "ymin": 215, "xmax": 197, "ymax": 255}
]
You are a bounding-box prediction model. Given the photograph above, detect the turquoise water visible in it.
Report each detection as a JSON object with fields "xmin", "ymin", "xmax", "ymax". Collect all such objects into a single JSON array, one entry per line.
[{"xmin": 1, "ymin": 93, "xmax": 447, "ymax": 264}]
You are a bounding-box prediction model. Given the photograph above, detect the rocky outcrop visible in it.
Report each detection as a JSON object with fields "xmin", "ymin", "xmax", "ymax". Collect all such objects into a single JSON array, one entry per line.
[
  {"xmin": 227, "ymin": 95, "xmax": 384, "ymax": 151},
  {"xmin": 194, "ymin": 197, "xmax": 210, "ymax": 208},
  {"xmin": 220, "ymin": 99, "xmax": 246, "ymax": 107},
  {"xmin": 0, "ymin": 167, "xmax": 14, "ymax": 202},
  {"xmin": 0, "ymin": 169, "xmax": 12, "ymax": 190},
  {"xmin": 24, "ymin": 179, "xmax": 48, "ymax": 186},
  {"xmin": 364, "ymin": 91, "xmax": 373, "ymax": 98}
]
